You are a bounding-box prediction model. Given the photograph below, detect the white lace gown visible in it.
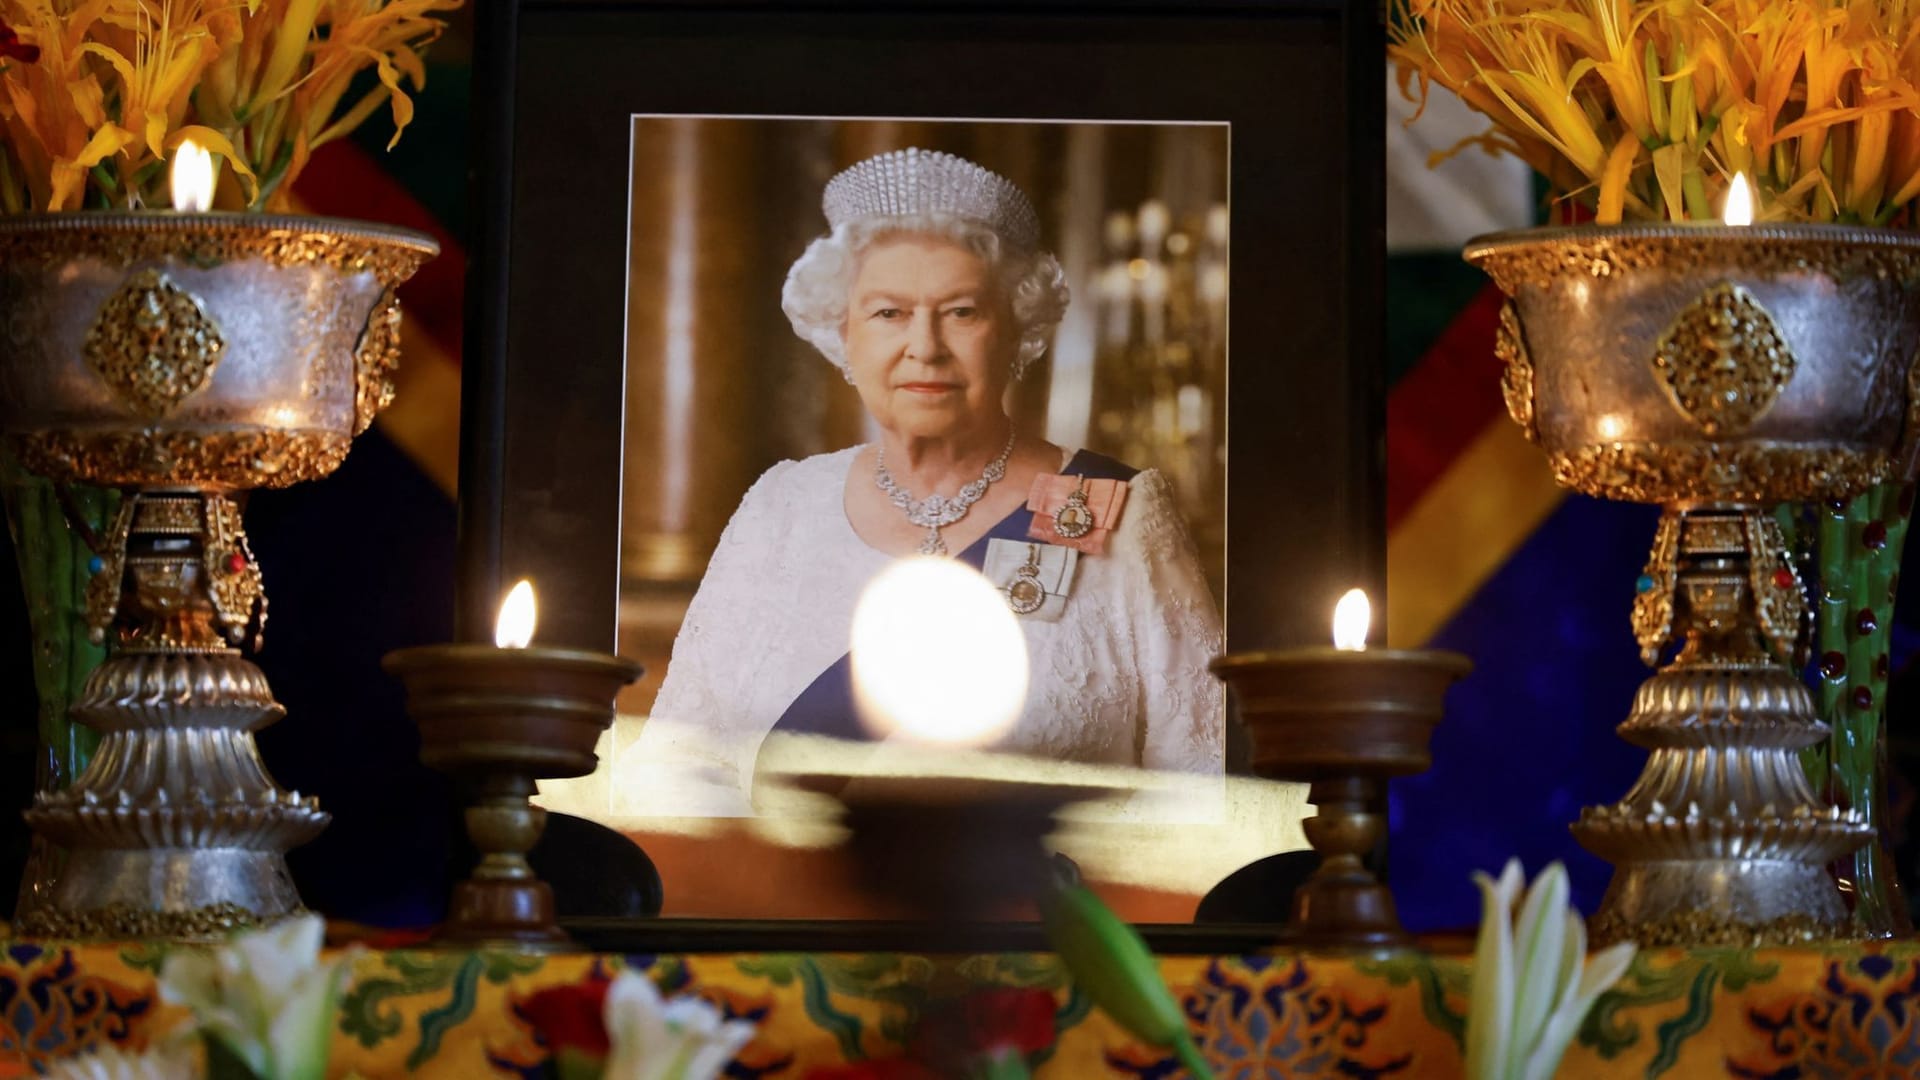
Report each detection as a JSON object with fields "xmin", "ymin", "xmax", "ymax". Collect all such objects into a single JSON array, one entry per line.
[{"xmin": 634, "ymin": 446, "xmax": 1224, "ymax": 816}]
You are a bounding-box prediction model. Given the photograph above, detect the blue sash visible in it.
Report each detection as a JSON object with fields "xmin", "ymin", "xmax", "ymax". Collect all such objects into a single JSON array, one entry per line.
[{"xmin": 767, "ymin": 449, "xmax": 1137, "ymax": 743}]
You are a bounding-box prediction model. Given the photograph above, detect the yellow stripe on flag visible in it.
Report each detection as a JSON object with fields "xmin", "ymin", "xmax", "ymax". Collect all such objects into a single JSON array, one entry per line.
[{"xmin": 1387, "ymin": 419, "xmax": 1566, "ymax": 647}]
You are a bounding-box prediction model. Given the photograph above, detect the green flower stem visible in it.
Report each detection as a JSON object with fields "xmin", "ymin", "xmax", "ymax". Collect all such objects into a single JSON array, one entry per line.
[
  {"xmin": 1, "ymin": 459, "xmax": 115, "ymax": 915},
  {"xmin": 1808, "ymin": 498, "xmax": 1851, "ymax": 789},
  {"xmin": 1682, "ymin": 170, "xmax": 1713, "ymax": 221},
  {"xmin": 0, "ymin": 464, "xmax": 110, "ymax": 789},
  {"xmin": 1843, "ymin": 494, "xmax": 1874, "ymax": 810},
  {"xmin": 1858, "ymin": 482, "xmax": 1912, "ymax": 934},
  {"xmin": 1804, "ymin": 481, "xmax": 1913, "ymax": 936}
]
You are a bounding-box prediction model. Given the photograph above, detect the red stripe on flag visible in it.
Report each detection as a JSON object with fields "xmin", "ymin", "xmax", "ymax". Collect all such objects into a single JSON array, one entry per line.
[
  {"xmin": 1385, "ymin": 283, "xmax": 1508, "ymax": 529},
  {"xmin": 290, "ymin": 142, "xmax": 466, "ymax": 364}
]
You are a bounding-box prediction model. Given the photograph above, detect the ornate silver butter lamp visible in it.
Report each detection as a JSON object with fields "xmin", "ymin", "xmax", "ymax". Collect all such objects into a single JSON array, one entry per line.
[
  {"xmin": 1463, "ymin": 180, "xmax": 1920, "ymax": 946},
  {"xmin": 0, "ymin": 150, "xmax": 436, "ymax": 938}
]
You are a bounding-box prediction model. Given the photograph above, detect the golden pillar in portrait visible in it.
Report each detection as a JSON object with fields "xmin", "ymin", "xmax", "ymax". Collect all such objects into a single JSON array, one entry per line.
[{"xmin": 619, "ymin": 118, "xmax": 763, "ymax": 710}]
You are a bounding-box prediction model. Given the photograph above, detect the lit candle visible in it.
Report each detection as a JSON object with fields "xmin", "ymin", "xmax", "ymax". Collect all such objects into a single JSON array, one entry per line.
[
  {"xmin": 1722, "ymin": 171, "xmax": 1754, "ymax": 227},
  {"xmin": 170, "ymin": 139, "xmax": 215, "ymax": 213},
  {"xmin": 1210, "ymin": 583, "xmax": 1471, "ymax": 947},
  {"xmin": 383, "ymin": 574, "xmax": 642, "ymax": 948},
  {"xmin": 849, "ymin": 557, "xmax": 1028, "ymax": 747},
  {"xmin": 1333, "ymin": 588, "xmax": 1370, "ymax": 651},
  {"xmin": 494, "ymin": 579, "xmax": 535, "ymax": 649}
]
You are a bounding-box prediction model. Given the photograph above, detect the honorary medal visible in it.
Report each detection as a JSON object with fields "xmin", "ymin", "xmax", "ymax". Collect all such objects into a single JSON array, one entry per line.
[
  {"xmin": 1006, "ymin": 544, "xmax": 1047, "ymax": 615},
  {"xmin": 1053, "ymin": 475, "xmax": 1094, "ymax": 540}
]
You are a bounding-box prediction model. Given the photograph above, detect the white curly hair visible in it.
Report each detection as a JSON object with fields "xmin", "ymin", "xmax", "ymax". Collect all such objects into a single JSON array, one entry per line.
[{"xmin": 781, "ymin": 212, "xmax": 1070, "ymax": 382}]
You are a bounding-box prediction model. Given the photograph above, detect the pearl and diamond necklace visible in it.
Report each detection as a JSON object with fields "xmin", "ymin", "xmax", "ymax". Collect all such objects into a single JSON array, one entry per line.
[{"xmin": 873, "ymin": 430, "xmax": 1017, "ymax": 556}]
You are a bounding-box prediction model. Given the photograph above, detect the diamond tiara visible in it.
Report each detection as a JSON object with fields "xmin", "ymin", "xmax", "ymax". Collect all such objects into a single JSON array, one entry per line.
[{"xmin": 821, "ymin": 148, "xmax": 1041, "ymax": 251}]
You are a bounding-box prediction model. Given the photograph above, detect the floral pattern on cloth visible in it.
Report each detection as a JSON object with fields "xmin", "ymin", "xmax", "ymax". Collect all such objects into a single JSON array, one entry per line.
[
  {"xmin": 7, "ymin": 942, "xmax": 1920, "ymax": 1076},
  {"xmin": 1104, "ymin": 957, "xmax": 1424, "ymax": 1079},
  {"xmin": 1726, "ymin": 948, "xmax": 1920, "ymax": 1078},
  {"xmin": 0, "ymin": 944, "xmax": 162, "ymax": 1072}
]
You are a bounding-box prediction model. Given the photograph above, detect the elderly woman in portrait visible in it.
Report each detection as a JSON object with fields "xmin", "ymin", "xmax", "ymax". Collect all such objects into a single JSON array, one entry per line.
[{"xmin": 643, "ymin": 148, "xmax": 1222, "ymax": 815}]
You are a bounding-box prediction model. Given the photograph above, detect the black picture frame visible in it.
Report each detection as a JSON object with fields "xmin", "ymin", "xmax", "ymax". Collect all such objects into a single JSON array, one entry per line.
[{"xmin": 458, "ymin": 0, "xmax": 1385, "ymax": 937}]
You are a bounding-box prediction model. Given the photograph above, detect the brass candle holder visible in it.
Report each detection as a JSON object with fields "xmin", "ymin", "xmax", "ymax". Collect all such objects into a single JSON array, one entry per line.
[
  {"xmin": 1212, "ymin": 632, "xmax": 1470, "ymax": 949},
  {"xmin": 801, "ymin": 774, "xmax": 1107, "ymax": 922},
  {"xmin": 0, "ymin": 211, "xmax": 435, "ymax": 939},
  {"xmin": 384, "ymin": 638, "xmax": 641, "ymax": 950},
  {"xmin": 799, "ymin": 557, "xmax": 1102, "ymax": 922}
]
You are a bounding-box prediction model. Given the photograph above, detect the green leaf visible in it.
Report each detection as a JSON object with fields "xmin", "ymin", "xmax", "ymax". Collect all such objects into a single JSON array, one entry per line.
[
  {"xmin": 1646, "ymin": 966, "xmax": 1718, "ymax": 1078},
  {"xmin": 1577, "ymin": 950, "xmax": 1704, "ymax": 1059},
  {"xmin": 799, "ymin": 960, "xmax": 866, "ymax": 1060},
  {"xmin": 1355, "ymin": 952, "xmax": 1469, "ymax": 1049},
  {"xmin": 406, "ymin": 953, "xmax": 482, "ymax": 1071},
  {"xmin": 339, "ymin": 952, "xmax": 465, "ymax": 1049}
]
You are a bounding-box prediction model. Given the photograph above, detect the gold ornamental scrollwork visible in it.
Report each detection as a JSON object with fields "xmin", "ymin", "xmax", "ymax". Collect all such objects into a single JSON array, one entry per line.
[
  {"xmin": 1745, "ymin": 512, "xmax": 1808, "ymax": 667},
  {"xmin": 353, "ymin": 289, "xmax": 402, "ymax": 436},
  {"xmin": 1680, "ymin": 514, "xmax": 1746, "ymax": 554},
  {"xmin": 84, "ymin": 269, "xmax": 226, "ymax": 418},
  {"xmin": 9, "ymin": 429, "xmax": 352, "ymax": 489},
  {"xmin": 133, "ymin": 495, "xmax": 201, "ymax": 534},
  {"xmin": 1650, "ymin": 282, "xmax": 1796, "ymax": 438},
  {"xmin": 1550, "ymin": 442, "xmax": 1888, "ymax": 504},
  {"xmin": 203, "ymin": 494, "xmax": 265, "ymax": 649},
  {"xmin": 1466, "ymin": 227, "xmax": 1920, "ymax": 297},
  {"xmin": 0, "ymin": 215, "xmax": 436, "ymax": 290},
  {"xmin": 1495, "ymin": 301, "xmax": 1538, "ymax": 443},
  {"xmin": 83, "ymin": 499, "xmax": 136, "ymax": 645},
  {"xmin": 1632, "ymin": 511, "xmax": 1682, "ymax": 666}
]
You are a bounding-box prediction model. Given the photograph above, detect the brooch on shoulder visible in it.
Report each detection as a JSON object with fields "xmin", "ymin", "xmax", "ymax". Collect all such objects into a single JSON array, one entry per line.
[{"xmin": 1026, "ymin": 473, "xmax": 1129, "ymax": 554}]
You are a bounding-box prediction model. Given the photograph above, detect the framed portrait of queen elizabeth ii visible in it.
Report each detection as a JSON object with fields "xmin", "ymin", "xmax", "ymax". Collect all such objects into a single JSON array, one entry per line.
[
  {"xmin": 466, "ymin": 0, "xmax": 1384, "ymax": 923},
  {"xmin": 612, "ymin": 122, "xmax": 1232, "ymax": 825}
]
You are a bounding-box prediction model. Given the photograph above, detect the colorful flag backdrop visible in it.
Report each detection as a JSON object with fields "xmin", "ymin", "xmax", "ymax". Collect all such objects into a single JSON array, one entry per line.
[{"xmin": 1384, "ymin": 72, "xmax": 1673, "ymax": 931}]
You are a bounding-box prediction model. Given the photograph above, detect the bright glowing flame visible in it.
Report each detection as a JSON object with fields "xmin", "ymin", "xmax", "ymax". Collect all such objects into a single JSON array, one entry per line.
[
  {"xmin": 850, "ymin": 557, "xmax": 1028, "ymax": 746},
  {"xmin": 1723, "ymin": 172, "xmax": 1754, "ymax": 227},
  {"xmin": 170, "ymin": 139, "xmax": 214, "ymax": 213},
  {"xmin": 1333, "ymin": 588, "xmax": 1370, "ymax": 651},
  {"xmin": 494, "ymin": 580, "xmax": 536, "ymax": 649},
  {"xmin": 1596, "ymin": 413, "xmax": 1626, "ymax": 441}
]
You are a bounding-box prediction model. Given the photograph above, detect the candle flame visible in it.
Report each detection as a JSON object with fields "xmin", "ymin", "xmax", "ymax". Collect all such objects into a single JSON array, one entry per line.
[
  {"xmin": 1333, "ymin": 588, "xmax": 1370, "ymax": 651},
  {"xmin": 1723, "ymin": 172, "xmax": 1754, "ymax": 227},
  {"xmin": 850, "ymin": 557, "xmax": 1028, "ymax": 746},
  {"xmin": 494, "ymin": 580, "xmax": 536, "ymax": 649},
  {"xmin": 170, "ymin": 139, "xmax": 215, "ymax": 213}
]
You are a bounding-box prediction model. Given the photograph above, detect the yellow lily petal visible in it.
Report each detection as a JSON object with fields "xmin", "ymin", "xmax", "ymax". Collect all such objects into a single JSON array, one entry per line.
[
  {"xmin": 1653, "ymin": 142, "xmax": 1688, "ymax": 223},
  {"xmin": 165, "ymin": 125, "xmax": 260, "ymax": 181},
  {"xmin": 253, "ymin": 0, "xmax": 323, "ymax": 107},
  {"xmin": 71, "ymin": 122, "xmax": 133, "ymax": 170},
  {"xmin": 1597, "ymin": 131, "xmax": 1643, "ymax": 224}
]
